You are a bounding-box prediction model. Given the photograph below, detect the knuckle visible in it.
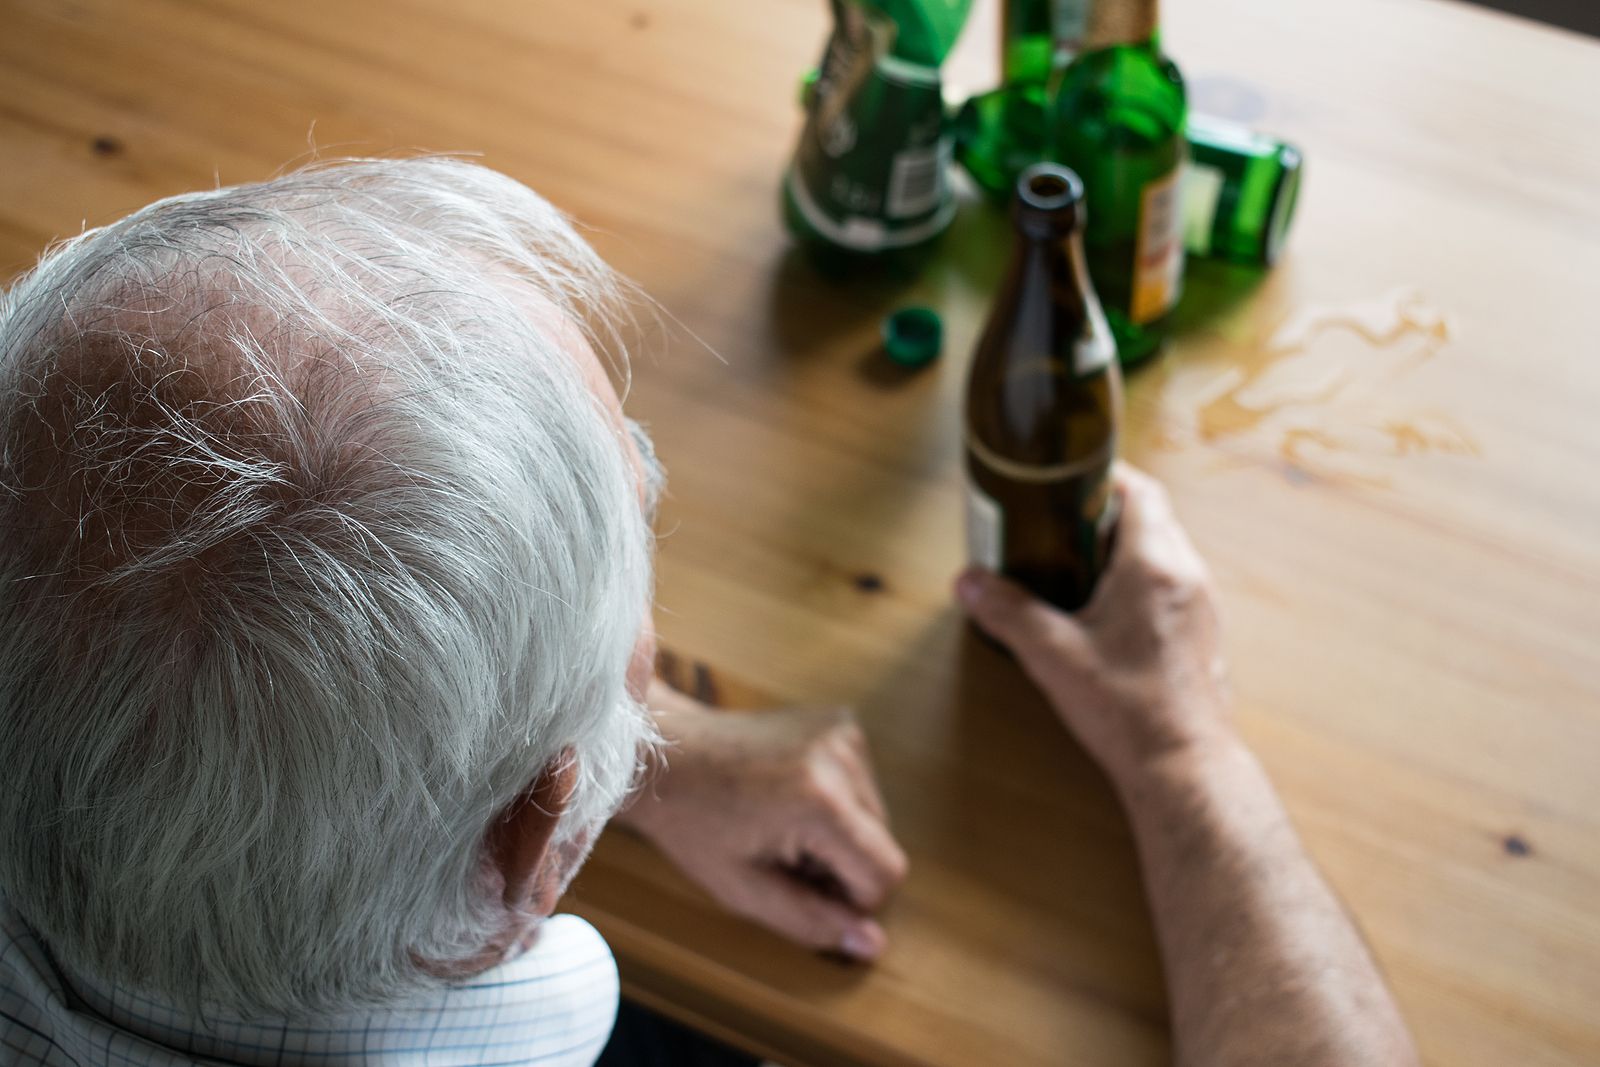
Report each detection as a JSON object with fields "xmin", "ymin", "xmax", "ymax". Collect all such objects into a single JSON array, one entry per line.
[
  {"xmin": 1143, "ymin": 556, "xmax": 1199, "ymax": 597},
  {"xmin": 1139, "ymin": 473, "xmax": 1173, "ymax": 508},
  {"xmin": 1006, "ymin": 616, "xmax": 1050, "ymax": 652},
  {"xmin": 797, "ymin": 767, "xmax": 843, "ymax": 813},
  {"xmin": 801, "ymin": 914, "xmax": 844, "ymax": 947},
  {"xmin": 835, "ymin": 718, "xmax": 868, "ymax": 751},
  {"xmin": 885, "ymin": 846, "xmax": 910, "ymax": 884},
  {"xmin": 849, "ymin": 876, "xmax": 887, "ymax": 911},
  {"xmin": 1148, "ymin": 562, "xmax": 1185, "ymax": 591}
]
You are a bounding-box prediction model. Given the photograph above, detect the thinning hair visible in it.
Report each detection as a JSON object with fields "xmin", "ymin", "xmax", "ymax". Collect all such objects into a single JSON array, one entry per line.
[{"xmin": 0, "ymin": 158, "xmax": 656, "ymax": 1013}]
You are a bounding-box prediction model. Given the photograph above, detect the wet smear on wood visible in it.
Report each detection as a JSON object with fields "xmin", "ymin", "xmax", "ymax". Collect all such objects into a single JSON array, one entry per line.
[{"xmin": 1187, "ymin": 288, "xmax": 1477, "ymax": 485}]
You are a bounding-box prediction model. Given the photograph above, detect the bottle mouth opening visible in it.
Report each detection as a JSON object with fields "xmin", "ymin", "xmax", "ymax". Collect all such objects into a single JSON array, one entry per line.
[{"xmin": 1016, "ymin": 164, "xmax": 1083, "ymax": 212}]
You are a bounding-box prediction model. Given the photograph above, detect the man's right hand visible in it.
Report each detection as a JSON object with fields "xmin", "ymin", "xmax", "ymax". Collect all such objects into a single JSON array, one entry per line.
[
  {"xmin": 957, "ymin": 462, "xmax": 1420, "ymax": 1067},
  {"xmin": 955, "ymin": 463, "xmax": 1234, "ymax": 792}
]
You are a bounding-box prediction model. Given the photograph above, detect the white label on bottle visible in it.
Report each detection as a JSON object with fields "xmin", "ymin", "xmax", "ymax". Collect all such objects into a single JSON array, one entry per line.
[
  {"xmin": 1068, "ymin": 235, "xmax": 1118, "ymax": 375},
  {"xmin": 965, "ymin": 477, "xmax": 1004, "ymax": 571},
  {"xmin": 1182, "ymin": 162, "xmax": 1224, "ymax": 257},
  {"xmin": 1131, "ymin": 167, "xmax": 1184, "ymax": 325},
  {"xmin": 886, "ymin": 138, "xmax": 948, "ymax": 219},
  {"xmin": 1052, "ymin": 0, "xmax": 1089, "ymax": 51}
]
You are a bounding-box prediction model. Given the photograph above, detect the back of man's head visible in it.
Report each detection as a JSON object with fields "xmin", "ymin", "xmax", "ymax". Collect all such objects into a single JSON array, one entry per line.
[{"xmin": 0, "ymin": 159, "xmax": 654, "ymax": 1013}]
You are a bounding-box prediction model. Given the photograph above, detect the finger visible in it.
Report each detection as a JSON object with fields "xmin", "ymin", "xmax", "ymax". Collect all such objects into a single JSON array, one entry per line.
[
  {"xmin": 1099, "ymin": 464, "xmax": 1209, "ymax": 591},
  {"xmin": 956, "ymin": 566, "xmax": 1092, "ymax": 668},
  {"xmin": 1108, "ymin": 462, "xmax": 1173, "ymax": 548},
  {"xmin": 719, "ymin": 864, "xmax": 889, "ymax": 961},
  {"xmin": 847, "ymin": 752, "xmax": 890, "ymax": 823},
  {"xmin": 831, "ymin": 717, "xmax": 890, "ymax": 822},
  {"xmin": 802, "ymin": 792, "xmax": 909, "ymax": 911}
]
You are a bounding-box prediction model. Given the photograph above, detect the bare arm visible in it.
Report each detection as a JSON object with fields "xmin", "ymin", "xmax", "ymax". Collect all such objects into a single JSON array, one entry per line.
[
  {"xmin": 958, "ymin": 465, "xmax": 1418, "ymax": 1067},
  {"xmin": 1122, "ymin": 738, "xmax": 1415, "ymax": 1066}
]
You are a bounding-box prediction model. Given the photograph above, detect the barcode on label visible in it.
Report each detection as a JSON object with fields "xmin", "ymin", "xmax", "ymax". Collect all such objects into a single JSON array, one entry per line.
[{"xmin": 886, "ymin": 141, "xmax": 946, "ymax": 219}]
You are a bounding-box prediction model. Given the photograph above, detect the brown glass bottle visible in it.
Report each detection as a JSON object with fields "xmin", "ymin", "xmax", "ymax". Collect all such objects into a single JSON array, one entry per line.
[{"xmin": 964, "ymin": 163, "xmax": 1121, "ymax": 611}]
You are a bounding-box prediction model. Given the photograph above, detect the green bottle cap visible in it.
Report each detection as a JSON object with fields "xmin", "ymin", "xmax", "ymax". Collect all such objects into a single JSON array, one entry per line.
[{"xmin": 882, "ymin": 306, "xmax": 943, "ymax": 366}]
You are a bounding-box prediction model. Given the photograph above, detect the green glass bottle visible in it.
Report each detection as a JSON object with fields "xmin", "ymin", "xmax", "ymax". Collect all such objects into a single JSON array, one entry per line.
[
  {"xmin": 1000, "ymin": 0, "xmax": 1090, "ymax": 86},
  {"xmin": 955, "ymin": 85, "xmax": 1304, "ymax": 270},
  {"xmin": 782, "ymin": 0, "xmax": 971, "ymax": 275},
  {"xmin": 1184, "ymin": 114, "xmax": 1303, "ymax": 267},
  {"xmin": 1050, "ymin": 0, "xmax": 1186, "ymax": 367},
  {"xmin": 952, "ymin": 82, "xmax": 1049, "ymax": 202}
]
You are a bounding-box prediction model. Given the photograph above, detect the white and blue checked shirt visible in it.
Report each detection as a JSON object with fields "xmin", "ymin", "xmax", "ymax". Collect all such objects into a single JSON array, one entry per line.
[{"xmin": 0, "ymin": 900, "xmax": 619, "ymax": 1067}]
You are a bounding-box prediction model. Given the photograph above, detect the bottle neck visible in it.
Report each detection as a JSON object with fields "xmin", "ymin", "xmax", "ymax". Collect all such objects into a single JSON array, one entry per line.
[
  {"xmin": 1003, "ymin": 223, "xmax": 1091, "ymax": 321},
  {"xmin": 1082, "ymin": 0, "xmax": 1159, "ymax": 50},
  {"xmin": 1013, "ymin": 213, "xmax": 1081, "ymax": 242}
]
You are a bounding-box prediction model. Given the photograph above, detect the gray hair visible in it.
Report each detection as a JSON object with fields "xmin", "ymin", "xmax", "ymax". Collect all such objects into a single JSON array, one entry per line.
[{"xmin": 0, "ymin": 158, "xmax": 657, "ymax": 1013}]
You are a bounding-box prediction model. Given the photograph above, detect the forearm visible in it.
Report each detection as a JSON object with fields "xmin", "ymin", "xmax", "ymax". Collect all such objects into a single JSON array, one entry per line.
[{"xmin": 1117, "ymin": 738, "xmax": 1418, "ymax": 1067}]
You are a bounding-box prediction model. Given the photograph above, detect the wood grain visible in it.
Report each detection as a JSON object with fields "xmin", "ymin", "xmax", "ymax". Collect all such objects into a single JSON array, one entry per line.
[{"xmin": 2, "ymin": 0, "xmax": 1598, "ymax": 1063}]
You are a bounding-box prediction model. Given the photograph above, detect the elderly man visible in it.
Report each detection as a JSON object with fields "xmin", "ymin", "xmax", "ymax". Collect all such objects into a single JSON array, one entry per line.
[{"xmin": 0, "ymin": 159, "xmax": 1415, "ymax": 1067}]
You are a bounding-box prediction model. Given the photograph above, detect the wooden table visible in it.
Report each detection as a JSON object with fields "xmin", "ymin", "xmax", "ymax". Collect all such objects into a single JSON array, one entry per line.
[{"xmin": 3, "ymin": 0, "xmax": 1598, "ymax": 1063}]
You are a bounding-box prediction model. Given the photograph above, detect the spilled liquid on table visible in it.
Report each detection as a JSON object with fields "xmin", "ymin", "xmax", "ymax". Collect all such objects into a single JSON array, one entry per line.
[{"xmin": 1187, "ymin": 288, "xmax": 1478, "ymax": 484}]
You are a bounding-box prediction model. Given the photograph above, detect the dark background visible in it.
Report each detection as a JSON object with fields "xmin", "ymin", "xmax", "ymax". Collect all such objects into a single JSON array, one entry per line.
[{"xmin": 1468, "ymin": 0, "xmax": 1600, "ymax": 37}]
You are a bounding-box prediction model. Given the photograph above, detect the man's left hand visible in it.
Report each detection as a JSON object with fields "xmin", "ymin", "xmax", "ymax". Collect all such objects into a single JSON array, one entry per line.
[{"xmin": 613, "ymin": 678, "xmax": 909, "ymax": 962}]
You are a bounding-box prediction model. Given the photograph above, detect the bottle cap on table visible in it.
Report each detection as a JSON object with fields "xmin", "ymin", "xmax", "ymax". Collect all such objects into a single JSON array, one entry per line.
[{"xmin": 881, "ymin": 306, "xmax": 943, "ymax": 367}]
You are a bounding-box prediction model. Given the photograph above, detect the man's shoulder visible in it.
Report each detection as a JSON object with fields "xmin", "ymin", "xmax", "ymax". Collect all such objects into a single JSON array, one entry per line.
[
  {"xmin": 0, "ymin": 905, "xmax": 620, "ymax": 1067},
  {"xmin": 0, "ymin": 897, "xmax": 104, "ymax": 1066}
]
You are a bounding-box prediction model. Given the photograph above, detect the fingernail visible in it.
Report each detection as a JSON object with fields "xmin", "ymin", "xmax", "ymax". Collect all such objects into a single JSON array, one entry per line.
[
  {"xmin": 840, "ymin": 924, "xmax": 884, "ymax": 961},
  {"xmin": 955, "ymin": 568, "xmax": 984, "ymax": 609}
]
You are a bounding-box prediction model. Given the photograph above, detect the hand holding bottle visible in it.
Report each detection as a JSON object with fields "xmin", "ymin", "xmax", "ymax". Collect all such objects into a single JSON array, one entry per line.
[
  {"xmin": 956, "ymin": 461, "xmax": 1420, "ymax": 1066},
  {"xmin": 955, "ymin": 463, "xmax": 1231, "ymax": 792}
]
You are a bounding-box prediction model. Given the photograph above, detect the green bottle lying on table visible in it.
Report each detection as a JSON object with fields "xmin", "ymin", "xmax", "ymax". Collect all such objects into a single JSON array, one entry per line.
[{"xmin": 1184, "ymin": 114, "xmax": 1303, "ymax": 268}]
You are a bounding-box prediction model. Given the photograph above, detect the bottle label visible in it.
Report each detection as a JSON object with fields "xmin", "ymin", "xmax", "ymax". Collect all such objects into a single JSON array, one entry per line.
[
  {"xmin": 966, "ymin": 433, "xmax": 1114, "ymax": 485},
  {"xmin": 1051, "ymin": 0, "xmax": 1090, "ymax": 61},
  {"xmin": 887, "ymin": 138, "xmax": 952, "ymax": 219},
  {"xmin": 1083, "ymin": 0, "xmax": 1159, "ymax": 50},
  {"xmin": 788, "ymin": 0, "xmax": 956, "ymax": 252},
  {"xmin": 1068, "ymin": 235, "xmax": 1118, "ymax": 375},
  {"xmin": 1131, "ymin": 167, "xmax": 1184, "ymax": 324},
  {"xmin": 965, "ymin": 476, "xmax": 1004, "ymax": 571},
  {"xmin": 1182, "ymin": 162, "xmax": 1225, "ymax": 258},
  {"xmin": 964, "ymin": 439, "xmax": 1117, "ymax": 602}
]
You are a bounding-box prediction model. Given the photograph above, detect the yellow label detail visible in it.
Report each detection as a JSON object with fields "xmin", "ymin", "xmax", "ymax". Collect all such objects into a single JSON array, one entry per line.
[{"xmin": 1131, "ymin": 167, "xmax": 1184, "ymax": 324}]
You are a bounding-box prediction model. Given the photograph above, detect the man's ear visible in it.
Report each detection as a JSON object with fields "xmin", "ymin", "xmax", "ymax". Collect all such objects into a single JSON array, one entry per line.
[{"xmin": 484, "ymin": 750, "xmax": 579, "ymax": 916}]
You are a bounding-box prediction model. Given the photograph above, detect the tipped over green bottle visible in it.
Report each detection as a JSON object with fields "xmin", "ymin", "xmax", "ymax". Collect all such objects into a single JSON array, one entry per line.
[{"xmin": 782, "ymin": 0, "xmax": 972, "ymax": 275}]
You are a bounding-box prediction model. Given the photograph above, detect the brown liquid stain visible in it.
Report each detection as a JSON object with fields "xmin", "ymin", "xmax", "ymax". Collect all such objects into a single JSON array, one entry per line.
[
  {"xmin": 1380, "ymin": 414, "xmax": 1482, "ymax": 459},
  {"xmin": 1191, "ymin": 289, "xmax": 1477, "ymax": 484}
]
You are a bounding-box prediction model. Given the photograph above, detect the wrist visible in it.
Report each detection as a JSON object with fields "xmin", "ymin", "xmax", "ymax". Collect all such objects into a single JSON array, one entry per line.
[
  {"xmin": 612, "ymin": 679, "xmax": 714, "ymax": 834},
  {"xmin": 1109, "ymin": 726, "xmax": 1252, "ymax": 806}
]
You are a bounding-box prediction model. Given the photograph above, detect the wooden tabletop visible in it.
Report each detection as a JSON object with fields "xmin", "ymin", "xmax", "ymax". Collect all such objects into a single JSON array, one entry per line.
[{"xmin": 4, "ymin": 0, "xmax": 1599, "ymax": 1063}]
